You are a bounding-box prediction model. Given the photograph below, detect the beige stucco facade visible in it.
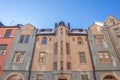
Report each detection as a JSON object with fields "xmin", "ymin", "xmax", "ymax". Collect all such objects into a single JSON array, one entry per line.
[{"xmin": 31, "ymin": 22, "xmax": 93, "ymax": 80}]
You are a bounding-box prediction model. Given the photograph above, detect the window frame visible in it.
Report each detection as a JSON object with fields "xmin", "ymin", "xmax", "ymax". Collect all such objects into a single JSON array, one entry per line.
[
  {"xmin": 18, "ymin": 35, "xmax": 30, "ymax": 43},
  {"xmin": 4, "ymin": 29, "xmax": 12, "ymax": 38},
  {"xmin": 81, "ymin": 74, "xmax": 89, "ymax": 80},
  {"xmin": 41, "ymin": 37, "xmax": 47, "ymax": 45},
  {"xmin": 78, "ymin": 37, "xmax": 83, "ymax": 45},
  {"xmin": 98, "ymin": 51, "xmax": 111, "ymax": 63},
  {"xmin": 53, "ymin": 62, "xmax": 57, "ymax": 70},
  {"xmin": 39, "ymin": 52, "xmax": 46, "ymax": 64},
  {"xmin": 12, "ymin": 51, "xmax": 25, "ymax": 63},
  {"xmin": 0, "ymin": 45, "xmax": 7, "ymax": 56},
  {"xmin": 67, "ymin": 62, "xmax": 71, "ymax": 70},
  {"xmin": 79, "ymin": 52, "xmax": 87, "ymax": 64},
  {"xmin": 36, "ymin": 74, "xmax": 44, "ymax": 80},
  {"xmin": 94, "ymin": 35, "xmax": 105, "ymax": 44}
]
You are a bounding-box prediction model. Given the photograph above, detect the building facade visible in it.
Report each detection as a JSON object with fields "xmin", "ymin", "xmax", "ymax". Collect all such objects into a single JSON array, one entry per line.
[
  {"xmin": 88, "ymin": 22, "xmax": 120, "ymax": 80},
  {"xmin": 30, "ymin": 22, "xmax": 94, "ymax": 80},
  {"xmin": 0, "ymin": 25, "xmax": 18, "ymax": 77},
  {"xmin": 1, "ymin": 24, "xmax": 36, "ymax": 80},
  {"xmin": 0, "ymin": 15, "xmax": 120, "ymax": 80},
  {"xmin": 105, "ymin": 15, "xmax": 120, "ymax": 61}
]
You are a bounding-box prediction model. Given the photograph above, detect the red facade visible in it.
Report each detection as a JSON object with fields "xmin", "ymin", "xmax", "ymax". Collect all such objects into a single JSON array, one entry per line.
[{"xmin": 0, "ymin": 27, "xmax": 18, "ymax": 77}]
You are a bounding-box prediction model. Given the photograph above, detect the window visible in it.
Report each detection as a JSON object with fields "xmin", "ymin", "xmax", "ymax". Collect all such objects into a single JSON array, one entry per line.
[
  {"xmin": 61, "ymin": 41, "xmax": 63, "ymax": 55},
  {"xmin": 67, "ymin": 62, "xmax": 71, "ymax": 70},
  {"xmin": 61, "ymin": 61, "xmax": 63, "ymax": 70},
  {"xmin": 7, "ymin": 74, "xmax": 22, "ymax": 80},
  {"xmin": 19, "ymin": 35, "xmax": 30, "ymax": 43},
  {"xmin": 94, "ymin": 35, "xmax": 105, "ymax": 44},
  {"xmin": 78, "ymin": 37, "xmax": 83, "ymax": 45},
  {"xmin": 12, "ymin": 51, "xmax": 25, "ymax": 63},
  {"xmin": 41, "ymin": 37, "xmax": 47, "ymax": 44},
  {"xmin": 24, "ymin": 35, "xmax": 30, "ymax": 43},
  {"xmin": 73, "ymin": 38, "xmax": 75, "ymax": 41},
  {"xmin": 54, "ymin": 42, "xmax": 57, "ymax": 55},
  {"xmin": 79, "ymin": 52, "xmax": 87, "ymax": 64},
  {"xmin": 98, "ymin": 51, "xmax": 111, "ymax": 63},
  {"xmin": 66, "ymin": 42, "xmax": 70, "ymax": 55},
  {"xmin": 36, "ymin": 74, "xmax": 44, "ymax": 80},
  {"xmin": 81, "ymin": 74, "xmax": 89, "ymax": 80},
  {"xmin": 0, "ymin": 45, "xmax": 7, "ymax": 55},
  {"xmin": 49, "ymin": 38, "xmax": 51, "ymax": 41},
  {"xmin": 39, "ymin": 52, "xmax": 45, "ymax": 64},
  {"xmin": 103, "ymin": 75, "xmax": 117, "ymax": 80},
  {"xmin": 116, "ymin": 34, "xmax": 120, "ymax": 38},
  {"xmin": 53, "ymin": 62, "xmax": 57, "ymax": 70},
  {"xmin": 4, "ymin": 29, "xmax": 12, "ymax": 38}
]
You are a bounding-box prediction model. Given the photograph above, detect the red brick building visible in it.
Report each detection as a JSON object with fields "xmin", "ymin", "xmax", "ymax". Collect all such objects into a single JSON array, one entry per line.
[{"xmin": 0, "ymin": 25, "xmax": 18, "ymax": 77}]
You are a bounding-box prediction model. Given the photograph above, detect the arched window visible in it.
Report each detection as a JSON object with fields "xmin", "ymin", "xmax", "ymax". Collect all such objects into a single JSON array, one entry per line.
[
  {"xmin": 41, "ymin": 37, "xmax": 47, "ymax": 44},
  {"xmin": 7, "ymin": 74, "xmax": 23, "ymax": 80},
  {"xmin": 78, "ymin": 37, "xmax": 83, "ymax": 45},
  {"xmin": 103, "ymin": 75, "xmax": 117, "ymax": 80}
]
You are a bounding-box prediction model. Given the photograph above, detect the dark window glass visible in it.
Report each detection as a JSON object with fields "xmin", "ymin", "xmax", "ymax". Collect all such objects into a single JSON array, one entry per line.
[
  {"xmin": 42, "ymin": 37, "xmax": 47, "ymax": 44},
  {"xmin": 19, "ymin": 35, "xmax": 24, "ymax": 43},
  {"xmin": 0, "ymin": 45, "xmax": 7, "ymax": 55},
  {"xmin": 25, "ymin": 35, "xmax": 30, "ymax": 43},
  {"xmin": 5, "ymin": 29, "xmax": 12, "ymax": 38},
  {"xmin": 67, "ymin": 62, "xmax": 71, "ymax": 70}
]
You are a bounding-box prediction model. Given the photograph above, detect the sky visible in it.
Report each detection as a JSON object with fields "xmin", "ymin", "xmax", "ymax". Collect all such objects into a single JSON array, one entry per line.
[{"xmin": 0, "ymin": 0, "xmax": 120, "ymax": 29}]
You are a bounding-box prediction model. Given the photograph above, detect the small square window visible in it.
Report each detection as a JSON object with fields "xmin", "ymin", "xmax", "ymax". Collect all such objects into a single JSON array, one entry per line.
[{"xmin": 0, "ymin": 45, "xmax": 7, "ymax": 55}]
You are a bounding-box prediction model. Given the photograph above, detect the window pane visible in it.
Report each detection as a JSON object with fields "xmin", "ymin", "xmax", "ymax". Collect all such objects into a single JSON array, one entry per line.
[
  {"xmin": 94, "ymin": 35, "xmax": 105, "ymax": 44},
  {"xmin": 39, "ymin": 53, "xmax": 45, "ymax": 64},
  {"xmin": 36, "ymin": 74, "xmax": 44, "ymax": 80},
  {"xmin": 0, "ymin": 45, "xmax": 7, "ymax": 55},
  {"xmin": 4, "ymin": 29, "xmax": 12, "ymax": 38},
  {"xmin": 25, "ymin": 35, "xmax": 30, "ymax": 43},
  {"xmin": 53, "ymin": 62, "xmax": 57, "ymax": 70},
  {"xmin": 12, "ymin": 51, "xmax": 25, "ymax": 63},
  {"xmin": 67, "ymin": 62, "xmax": 71, "ymax": 70},
  {"xmin": 98, "ymin": 51, "xmax": 111, "ymax": 63},
  {"xmin": 66, "ymin": 42, "xmax": 70, "ymax": 55},
  {"xmin": 42, "ymin": 38, "xmax": 47, "ymax": 44},
  {"xmin": 79, "ymin": 52, "xmax": 86, "ymax": 63},
  {"xmin": 19, "ymin": 35, "xmax": 24, "ymax": 43},
  {"xmin": 78, "ymin": 37, "xmax": 83, "ymax": 45}
]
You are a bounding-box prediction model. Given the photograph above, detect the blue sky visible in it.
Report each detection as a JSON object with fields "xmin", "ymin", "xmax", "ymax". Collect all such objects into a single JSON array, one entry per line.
[{"xmin": 0, "ymin": 0, "xmax": 120, "ymax": 29}]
